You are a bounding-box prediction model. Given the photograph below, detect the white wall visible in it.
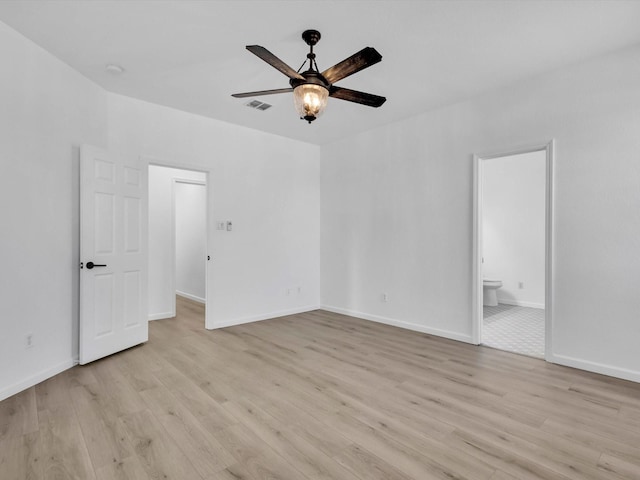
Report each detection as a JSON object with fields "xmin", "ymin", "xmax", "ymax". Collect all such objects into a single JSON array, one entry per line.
[
  {"xmin": 107, "ymin": 94, "xmax": 321, "ymax": 329},
  {"xmin": 321, "ymin": 44, "xmax": 640, "ymax": 382},
  {"xmin": 483, "ymin": 151, "xmax": 546, "ymax": 308},
  {"xmin": 0, "ymin": 21, "xmax": 107, "ymax": 400},
  {"xmin": 148, "ymin": 165, "xmax": 206, "ymax": 319},
  {"xmin": 175, "ymin": 181, "xmax": 207, "ymax": 303}
]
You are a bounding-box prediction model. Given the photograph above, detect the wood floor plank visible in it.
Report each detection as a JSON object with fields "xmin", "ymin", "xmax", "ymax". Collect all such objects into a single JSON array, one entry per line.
[
  {"xmin": 94, "ymin": 455, "xmax": 151, "ymax": 480},
  {"xmin": 323, "ymin": 387, "xmax": 497, "ymax": 479},
  {"xmin": 38, "ymin": 403, "xmax": 96, "ymax": 480},
  {"xmin": 0, "ymin": 387, "xmax": 38, "ymax": 440},
  {"xmin": 118, "ymin": 408, "xmax": 203, "ymax": 480},
  {"xmin": 0, "ymin": 431, "xmax": 43, "ymax": 480},
  {"xmin": 90, "ymin": 360, "xmax": 147, "ymax": 417},
  {"xmin": 160, "ymin": 344, "xmax": 238, "ymax": 404},
  {"xmin": 35, "ymin": 373, "xmax": 72, "ymax": 412},
  {"xmin": 150, "ymin": 362, "xmax": 238, "ymax": 433},
  {"xmin": 333, "ymin": 443, "xmax": 415, "ymax": 480},
  {"xmin": 70, "ymin": 382, "xmax": 137, "ymax": 471},
  {"xmin": 2, "ymin": 296, "xmax": 640, "ymax": 479},
  {"xmin": 214, "ymin": 423, "xmax": 312, "ymax": 479},
  {"xmin": 223, "ymin": 397, "xmax": 363, "ymax": 480},
  {"xmin": 112, "ymin": 349, "xmax": 163, "ymax": 393},
  {"xmin": 541, "ymin": 417, "xmax": 640, "ymax": 467},
  {"xmin": 209, "ymin": 463, "xmax": 258, "ymax": 480},
  {"xmin": 65, "ymin": 364, "xmax": 99, "ymax": 389},
  {"xmin": 332, "ymin": 407, "xmax": 493, "ymax": 480},
  {"xmin": 598, "ymin": 453, "xmax": 640, "ymax": 479},
  {"xmin": 251, "ymin": 393, "xmax": 354, "ymax": 459},
  {"xmin": 139, "ymin": 386, "xmax": 236, "ymax": 477},
  {"xmin": 490, "ymin": 470, "xmax": 521, "ymax": 480}
]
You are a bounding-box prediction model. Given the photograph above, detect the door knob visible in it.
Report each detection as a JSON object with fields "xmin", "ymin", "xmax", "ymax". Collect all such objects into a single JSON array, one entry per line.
[{"xmin": 86, "ymin": 261, "xmax": 107, "ymax": 269}]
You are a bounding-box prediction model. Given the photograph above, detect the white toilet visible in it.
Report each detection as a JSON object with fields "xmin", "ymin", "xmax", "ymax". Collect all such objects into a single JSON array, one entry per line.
[{"xmin": 483, "ymin": 279, "xmax": 503, "ymax": 306}]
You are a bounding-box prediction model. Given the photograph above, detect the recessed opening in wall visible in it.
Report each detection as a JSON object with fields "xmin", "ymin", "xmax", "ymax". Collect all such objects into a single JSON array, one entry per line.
[
  {"xmin": 473, "ymin": 142, "xmax": 554, "ymax": 360},
  {"xmin": 148, "ymin": 164, "xmax": 209, "ymax": 329}
]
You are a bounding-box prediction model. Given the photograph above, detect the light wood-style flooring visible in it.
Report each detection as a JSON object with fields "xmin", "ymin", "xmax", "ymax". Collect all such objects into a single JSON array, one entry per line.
[{"xmin": 2, "ymin": 295, "xmax": 640, "ymax": 479}]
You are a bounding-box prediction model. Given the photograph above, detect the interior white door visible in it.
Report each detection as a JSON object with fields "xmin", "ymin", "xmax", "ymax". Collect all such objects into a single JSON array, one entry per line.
[{"xmin": 80, "ymin": 145, "xmax": 148, "ymax": 364}]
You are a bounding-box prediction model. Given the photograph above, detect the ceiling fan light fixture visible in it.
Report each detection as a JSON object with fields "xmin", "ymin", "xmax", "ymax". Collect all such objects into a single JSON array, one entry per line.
[{"xmin": 293, "ymin": 83, "xmax": 328, "ymax": 123}]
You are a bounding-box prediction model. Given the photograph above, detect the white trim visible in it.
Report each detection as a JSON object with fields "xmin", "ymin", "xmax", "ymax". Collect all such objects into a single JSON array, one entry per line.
[
  {"xmin": 170, "ymin": 178, "xmax": 177, "ymax": 318},
  {"xmin": 549, "ymin": 353, "xmax": 640, "ymax": 384},
  {"xmin": 209, "ymin": 306, "xmax": 320, "ymax": 329},
  {"xmin": 0, "ymin": 358, "xmax": 75, "ymax": 402},
  {"xmin": 472, "ymin": 140, "xmax": 555, "ymax": 363},
  {"xmin": 321, "ymin": 305, "xmax": 473, "ymax": 344},
  {"xmin": 544, "ymin": 140, "xmax": 556, "ymax": 362},
  {"xmin": 148, "ymin": 312, "xmax": 174, "ymax": 321},
  {"xmin": 496, "ymin": 299, "xmax": 545, "ymax": 309},
  {"xmin": 176, "ymin": 291, "xmax": 205, "ymax": 304},
  {"xmin": 472, "ymin": 155, "xmax": 482, "ymax": 344},
  {"xmin": 174, "ymin": 178, "xmax": 206, "ymax": 186},
  {"xmin": 145, "ymin": 157, "xmax": 211, "ymax": 175}
]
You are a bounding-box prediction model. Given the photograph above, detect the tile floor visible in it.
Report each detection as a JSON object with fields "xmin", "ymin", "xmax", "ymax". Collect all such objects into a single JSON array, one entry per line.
[{"xmin": 483, "ymin": 303, "xmax": 545, "ymax": 358}]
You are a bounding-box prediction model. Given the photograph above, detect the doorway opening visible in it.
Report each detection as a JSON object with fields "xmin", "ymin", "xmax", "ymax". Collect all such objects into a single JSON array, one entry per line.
[
  {"xmin": 148, "ymin": 164, "xmax": 208, "ymax": 329},
  {"xmin": 473, "ymin": 142, "xmax": 554, "ymax": 359}
]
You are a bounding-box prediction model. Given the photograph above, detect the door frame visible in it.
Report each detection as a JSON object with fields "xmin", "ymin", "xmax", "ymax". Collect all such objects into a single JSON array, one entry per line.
[
  {"xmin": 471, "ymin": 140, "xmax": 555, "ymax": 361},
  {"xmin": 146, "ymin": 158, "xmax": 213, "ymax": 329}
]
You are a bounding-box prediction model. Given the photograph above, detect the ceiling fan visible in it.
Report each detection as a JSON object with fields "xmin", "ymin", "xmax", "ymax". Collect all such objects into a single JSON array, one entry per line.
[{"xmin": 232, "ymin": 29, "xmax": 386, "ymax": 123}]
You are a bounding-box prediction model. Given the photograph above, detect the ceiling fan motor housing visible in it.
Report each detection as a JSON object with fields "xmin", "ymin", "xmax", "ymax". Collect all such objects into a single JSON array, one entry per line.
[{"xmin": 290, "ymin": 71, "xmax": 329, "ymax": 90}]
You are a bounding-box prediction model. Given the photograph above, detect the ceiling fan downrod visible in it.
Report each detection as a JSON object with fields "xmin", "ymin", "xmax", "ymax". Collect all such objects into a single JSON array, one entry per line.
[{"xmin": 299, "ymin": 29, "xmax": 322, "ymax": 73}]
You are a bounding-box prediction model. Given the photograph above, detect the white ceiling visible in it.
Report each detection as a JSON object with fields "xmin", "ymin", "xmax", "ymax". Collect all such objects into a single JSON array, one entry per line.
[{"xmin": 2, "ymin": 0, "xmax": 640, "ymax": 145}]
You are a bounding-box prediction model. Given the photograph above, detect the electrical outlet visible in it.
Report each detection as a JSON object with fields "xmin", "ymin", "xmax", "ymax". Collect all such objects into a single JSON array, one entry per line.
[
  {"xmin": 297, "ymin": 286, "xmax": 301, "ymax": 294},
  {"xmin": 381, "ymin": 293, "xmax": 388, "ymax": 302},
  {"xmin": 518, "ymin": 282, "xmax": 524, "ymax": 289},
  {"xmin": 216, "ymin": 221, "xmax": 225, "ymax": 230},
  {"xmin": 26, "ymin": 333, "xmax": 34, "ymax": 348}
]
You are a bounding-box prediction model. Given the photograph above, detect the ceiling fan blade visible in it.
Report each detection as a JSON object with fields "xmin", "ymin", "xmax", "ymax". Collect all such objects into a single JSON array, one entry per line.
[
  {"xmin": 246, "ymin": 45, "xmax": 304, "ymax": 80},
  {"xmin": 231, "ymin": 88, "xmax": 293, "ymax": 98},
  {"xmin": 329, "ymin": 86, "xmax": 386, "ymax": 107},
  {"xmin": 321, "ymin": 47, "xmax": 382, "ymax": 84}
]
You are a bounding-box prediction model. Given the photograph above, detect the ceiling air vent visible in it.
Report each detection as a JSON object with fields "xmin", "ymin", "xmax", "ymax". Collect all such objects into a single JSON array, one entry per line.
[{"xmin": 245, "ymin": 100, "xmax": 272, "ymax": 111}]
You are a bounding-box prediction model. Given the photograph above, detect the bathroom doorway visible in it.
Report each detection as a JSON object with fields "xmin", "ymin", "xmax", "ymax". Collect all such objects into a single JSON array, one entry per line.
[
  {"xmin": 472, "ymin": 142, "xmax": 554, "ymax": 359},
  {"xmin": 148, "ymin": 163, "xmax": 210, "ymax": 329}
]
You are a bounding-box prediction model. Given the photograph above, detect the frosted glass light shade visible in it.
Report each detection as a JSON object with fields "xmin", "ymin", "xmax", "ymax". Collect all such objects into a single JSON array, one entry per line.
[{"xmin": 293, "ymin": 83, "xmax": 329, "ymax": 122}]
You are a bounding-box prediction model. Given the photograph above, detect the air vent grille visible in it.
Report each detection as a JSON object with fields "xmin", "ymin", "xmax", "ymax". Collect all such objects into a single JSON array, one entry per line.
[{"xmin": 245, "ymin": 100, "xmax": 272, "ymax": 111}]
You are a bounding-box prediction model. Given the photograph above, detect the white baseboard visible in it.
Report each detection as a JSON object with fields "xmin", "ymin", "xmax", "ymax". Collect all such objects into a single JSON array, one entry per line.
[
  {"xmin": 148, "ymin": 311, "xmax": 175, "ymax": 321},
  {"xmin": 176, "ymin": 291, "xmax": 205, "ymax": 304},
  {"xmin": 548, "ymin": 353, "xmax": 640, "ymax": 383},
  {"xmin": 320, "ymin": 305, "xmax": 473, "ymax": 344},
  {"xmin": 208, "ymin": 305, "xmax": 320, "ymax": 329},
  {"xmin": 497, "ymin": 298, "xmax": 545, "ymax": 309},
  {"xmin": 0, "ymin": 358, "xmax": 76, "ymax": 402}
]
